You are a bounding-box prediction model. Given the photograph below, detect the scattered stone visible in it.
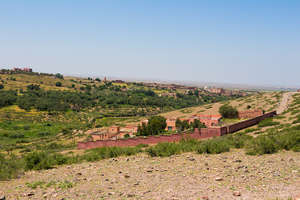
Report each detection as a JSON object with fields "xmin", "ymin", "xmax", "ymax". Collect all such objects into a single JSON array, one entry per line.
[
  {"xmin": 294, "ymin": 193, "xmax": 300, "ymax": 200},
  {"xmin": 0, "ymin": 191, "xmax": 5, "ymax": 200},
  {"xmin": 233, "ymin": 191, "xmax": 241, "ymax": 196},
  {"xmin": 202, "ymin": 196, "xmax": 209, "ymax": 200},
  {"xmin": 27, "ymin": 192, "xmax": 35, "ymax": 197},
  {"xmin": 189, "ymin": 158, "xmax": 196, "ymax": 161},
  {"xmin": 76, "ymin": 172, "xmax": 82, "ymax": 176},
  {"xmin": 127, "ymin": 194, "xmax": 135, "ymax": 197},
  {"xmin": 215, "ymin": 177, "xmax": 223, "ymax": 181},
  {"xmin": 234, "ymin": 159, "xmax": 242, "ymax": 163},
  {"xmin": 146, "ymin": 170, "xmax": 153, "ymax": 173},
  {"xmin": 124, "ymin": 175, "xmax": 130, "ymax": 178},
  {"xmin": 108, "ymin": 192, "xmax": 115, "ymax": 195}
]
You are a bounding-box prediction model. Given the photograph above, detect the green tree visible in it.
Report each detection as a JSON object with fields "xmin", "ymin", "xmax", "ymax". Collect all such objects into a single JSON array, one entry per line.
[
  {"xmin": 219, "ymin": 104, "xmax": 238, "ymax": 118},
  {"xmin": 191, "ymin": 119, "xmax": 206, "ymax": 130},
  {"xmin": 26, "ymin": 84, "xmax": 40, "ymax": 91},
  {"xmin": 55, "ymin": 82, "xmax": 62, "ymax": 87},
  {"xmin": 55, "ymin": 73, "xmax": 64, "ymax": 79},
  {"xmin": 137, "ymin": 116, "xmax": 166, "ymax": 136}
]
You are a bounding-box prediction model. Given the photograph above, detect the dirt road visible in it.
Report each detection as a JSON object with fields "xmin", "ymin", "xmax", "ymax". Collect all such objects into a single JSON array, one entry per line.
[{"xmin": 277, "ymin": 92, "xmax": 296, "ymax": 114}]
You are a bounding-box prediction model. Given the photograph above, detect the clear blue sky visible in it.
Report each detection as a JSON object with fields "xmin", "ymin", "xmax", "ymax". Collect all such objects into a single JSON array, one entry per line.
[{"xmin": 1, "ymin": 0, "xmax": 299, "ymax": 87}]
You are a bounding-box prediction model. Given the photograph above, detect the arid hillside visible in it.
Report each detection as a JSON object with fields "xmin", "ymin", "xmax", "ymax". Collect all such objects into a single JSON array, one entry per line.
[{"xmin": 0, "ymin": 91, "xmax": 299, "ymax": 200}]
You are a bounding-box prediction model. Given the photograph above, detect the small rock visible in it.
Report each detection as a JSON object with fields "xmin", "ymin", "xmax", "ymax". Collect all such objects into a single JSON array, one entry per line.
[
  {"xmin": 233, "ymin": 191, "xmax": 241, "ymax": 196},
  {"xmin": 0, "ymin": 191, "xmax": 5, "ymax": 200},
  {"xmin": 127, "ymin": 194, "xmax": 135, "ymax": 197},
  {"xmin": 189, "ymin": 158, "xmax": 196, "ymax": 161},
  {"xmin": 27, "ymin": 192, "xmax": 35, "ymax": 197},
  {"xmin": 215, "ymin": 177, "xmax": 223, "ymax": 181},
  {"xmin": 202, "ymin": 196, "xmax": 209, "ymax": 200},
  {"xmin": 146, "ymin": 170, "xmax": 153, "ymax": 173},
  {"xmin": 76, "ymin": 172, "xmax": 82, "ymax": 176},
  {"xmin": 108, "ymin": 192, "xmax": 115, "ymax": 195},
  {"xmin": 294, "ymin": 193, "xmax": 300, "ymax": 200},
  {"xmin": 234, "ymin": 159, "xmax": 242, "ymax": 163},
  {"xmin": 124, "ymin": 175, "xmax": 130, "ymax": 178}
]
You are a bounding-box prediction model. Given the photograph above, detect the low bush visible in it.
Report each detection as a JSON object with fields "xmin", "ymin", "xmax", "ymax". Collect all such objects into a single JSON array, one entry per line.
[
  {"xmin": 82, "ymin": 146, "xmax": 142, "ymax": 161},
  {"xmin": 146, "ymin": 139, "xmax": 201, "ymax": 157},
  {"xmin": 0, "ymin": 153, "xmax": 24, "ymax": 180},
  {"xmin": 245, "ymin": 135, "xmax": 278, "ymax": 155},
  {"xmin": 147, "ymin": 142, "xmax": 181, "ymax": 157},
  {"xmin": 258, "ymin": 118, "xmax": 280, "ymax": 128},
  {"xmin": 197, "ymin": 138, "xmax": 230, "ymax": 154},
  {"xmin": 24, "ymin": 151, "xmax": 69, "ymax": 170},
  {"xmin": 245, "ymin": 129, "xmax": 300, "ymax": 155}
]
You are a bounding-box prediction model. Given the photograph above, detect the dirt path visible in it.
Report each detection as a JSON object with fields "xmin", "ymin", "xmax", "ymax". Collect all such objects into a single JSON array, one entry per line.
[{"xmin": 276, "ymin": 92, "xmax": 296, "ymax": 114}]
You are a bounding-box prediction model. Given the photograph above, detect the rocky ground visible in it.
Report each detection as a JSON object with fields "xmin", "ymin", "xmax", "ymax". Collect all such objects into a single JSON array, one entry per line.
[{"xmin": 1, "ymin": 149, "xmax": 300, "ymax": 200}]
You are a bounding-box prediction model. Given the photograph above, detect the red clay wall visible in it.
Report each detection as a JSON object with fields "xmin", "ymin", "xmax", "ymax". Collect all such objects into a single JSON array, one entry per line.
[
  {"xmin": 78, "ymin": 111, "xmax": 277, "ymax": 150},
  {"xmin": 238, "ymin": 110, "xmax": 263, "ymax": 119},
  {"xmin": 227, "ymin": 111, "xmax": 276, "ymax": 133}
]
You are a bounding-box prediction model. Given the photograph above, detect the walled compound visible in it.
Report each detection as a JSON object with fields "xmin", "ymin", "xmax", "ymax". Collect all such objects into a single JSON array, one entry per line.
[{"xmin": 78, "ymin": 110, "xmax": 276, "ymax": 149}]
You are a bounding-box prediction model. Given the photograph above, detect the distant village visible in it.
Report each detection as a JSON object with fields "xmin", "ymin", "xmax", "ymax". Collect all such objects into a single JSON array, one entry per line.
[{"xmin": 0, "ymin": 67, "xmax": 33, "ymax": 74}]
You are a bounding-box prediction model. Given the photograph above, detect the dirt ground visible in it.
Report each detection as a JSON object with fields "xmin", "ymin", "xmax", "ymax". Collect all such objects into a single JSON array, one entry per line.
[
  {"xmin": 161, "ymin": 92, "xmax": 281, "ymax": 120},
  {"xmin": 1, "ymin": 149, "xmax": 299, "ymax": 200}
]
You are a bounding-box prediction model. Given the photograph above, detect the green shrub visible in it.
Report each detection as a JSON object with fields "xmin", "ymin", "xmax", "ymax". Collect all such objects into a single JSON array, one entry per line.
[
  {"xmin": 26, "ymin": 181, "xmax": 46, "ymax": 189},
  {"xmin": 9, "ymin": 132, "xmax": 25, "ymax": 139},
  {"xmin": 82, "ymin": 146, "xmax": 142, "ymax": 161},
  {"xmin": 258, "ymin": 118, "xmax": 280, "ymax": 128},
  {"xmin": 276, "ymin": 131, "xmax": 300, "ymax": 151},
  {"xmin": 24, "ymin": 151, "xmax": 69, "ymax": 170},
  {"xmin": 245, "ymin": 135, "xmax": 279, "ymax": 155},
  {"xmin": 146, "ymin": 139, "xmax": 201, "ymax": 157},
  {"xmin": 147, "ymin": 142, "xmax": 181, "ymax": 157},
  {"xmin": 197, "ymin": 138, "xmax": 230, "ymax": 154},
  {"xmin": 0, "ymin": 153, "xmax": 23, "ymax": 180},
  {"xmin": 25, "ymin": 151, "xmax": 54, "ymax": 170}
]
